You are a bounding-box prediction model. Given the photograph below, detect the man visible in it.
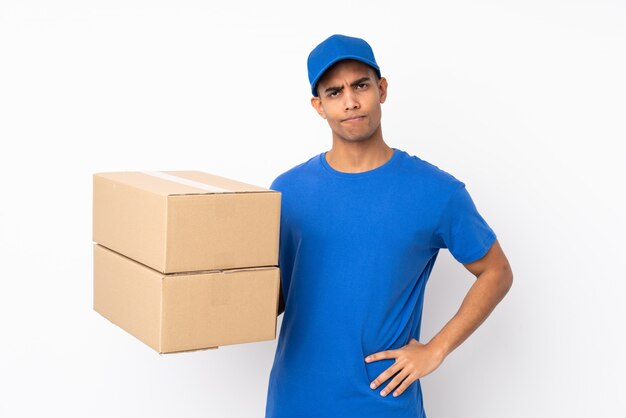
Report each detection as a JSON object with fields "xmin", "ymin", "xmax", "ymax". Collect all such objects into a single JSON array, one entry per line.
[{"xmin": 265, "ymin": 34, "xmax": 513, "ymax": 418}]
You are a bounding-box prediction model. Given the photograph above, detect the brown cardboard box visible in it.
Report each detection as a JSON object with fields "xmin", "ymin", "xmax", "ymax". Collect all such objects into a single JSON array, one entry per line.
[
  {"xmin": 93, "ymin": 243, "xmax": 281, "ymax": 354},
  {"xmin": 93, "ymin": 170, "xmax": 280, "ymax": 274}
]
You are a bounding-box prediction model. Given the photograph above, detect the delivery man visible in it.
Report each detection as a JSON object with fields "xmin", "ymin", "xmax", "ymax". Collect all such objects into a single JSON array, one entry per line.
[{"xmin": 265, "ymin": 34, "xmax": 513, "ymax": 418}]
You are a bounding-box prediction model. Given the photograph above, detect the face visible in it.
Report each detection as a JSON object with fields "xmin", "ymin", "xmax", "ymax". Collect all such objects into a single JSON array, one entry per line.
[{"xmin": 311, "ymin": 59, "xmax": 388, "ymax": 144}]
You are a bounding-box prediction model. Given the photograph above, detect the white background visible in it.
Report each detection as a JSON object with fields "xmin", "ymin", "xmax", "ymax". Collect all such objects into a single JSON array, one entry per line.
[{"xmin": 1, "ymin": 1, "xmax": 625, "ymax": 417}]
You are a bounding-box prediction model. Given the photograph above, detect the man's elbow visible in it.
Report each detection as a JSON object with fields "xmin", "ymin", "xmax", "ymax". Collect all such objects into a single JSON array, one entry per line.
[{"xmin": 498, "ymin": 261, "xmax": 514, "ymax": 296}]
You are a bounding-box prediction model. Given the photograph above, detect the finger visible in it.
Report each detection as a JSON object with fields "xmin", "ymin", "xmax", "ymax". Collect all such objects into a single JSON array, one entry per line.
[
  {"xmin": 391, "ymin": 373, "xmax": 417, "ymax": 397},
  {"xmin": 369, "ymin": 362, "xmax": 401, "ymax": 390},
  {"xmin": 365, "ymin": 349, "xmax": 395, "ymax": 363},
  {"xmin": 380, "ymin": 369, "xmax": 411, "ymax": 397}
]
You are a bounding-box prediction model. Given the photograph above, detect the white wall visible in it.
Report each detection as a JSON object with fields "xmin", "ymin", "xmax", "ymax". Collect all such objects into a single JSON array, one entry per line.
[{"xmin": 1, "ymin": 1, "xmax": 624, "ymax": 417}]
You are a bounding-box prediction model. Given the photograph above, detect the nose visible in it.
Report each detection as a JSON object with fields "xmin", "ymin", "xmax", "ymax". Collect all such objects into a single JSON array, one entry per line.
[{"xmin": 343, "ymin": 89, "xmax": 360, "ymax": 111}]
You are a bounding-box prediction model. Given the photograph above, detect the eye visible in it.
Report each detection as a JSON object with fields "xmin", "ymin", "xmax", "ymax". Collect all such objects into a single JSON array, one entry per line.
[
  {"xmin": 327, "ymin": 90, "xmax": 340, "ymax": 97},
  {"xmin": 356, "ymin": 83, "xmax": 368, "ymax": 89}
]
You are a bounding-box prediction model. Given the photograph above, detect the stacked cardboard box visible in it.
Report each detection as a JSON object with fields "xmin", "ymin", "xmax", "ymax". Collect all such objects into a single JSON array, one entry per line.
[{"xmin": 92, "ymin": 170, "xmax": 281, "ymax": 354}]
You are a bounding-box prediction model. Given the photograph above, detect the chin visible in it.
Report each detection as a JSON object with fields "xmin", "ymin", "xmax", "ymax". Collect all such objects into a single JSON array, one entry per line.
[{"xmin": 344, "ymin": 131, "xmax": 375, "ymax": 142}]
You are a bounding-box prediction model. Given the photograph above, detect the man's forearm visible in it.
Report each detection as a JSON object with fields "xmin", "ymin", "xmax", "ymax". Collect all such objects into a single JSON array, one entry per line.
[{"xmin": 427, "ymin": 266, "xmax": 513, "ymax": 360}]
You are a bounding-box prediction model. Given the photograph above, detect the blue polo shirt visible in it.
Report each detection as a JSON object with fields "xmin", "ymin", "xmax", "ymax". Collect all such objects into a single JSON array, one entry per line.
[{"xmin": 265, "ymin": 147, "xmax": 497, "ymax": 418}]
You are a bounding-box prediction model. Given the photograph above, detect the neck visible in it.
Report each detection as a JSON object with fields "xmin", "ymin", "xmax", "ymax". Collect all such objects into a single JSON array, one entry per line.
[{"xmin": 326, "ymin": 129, "xmax": 393, "ymax": 173}]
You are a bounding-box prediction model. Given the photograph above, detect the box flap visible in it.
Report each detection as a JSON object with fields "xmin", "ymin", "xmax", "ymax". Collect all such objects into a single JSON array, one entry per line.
[
  {"xmin": 167, "ymin": 265, "xmax": 278, "ymax": 277},
  {"xmin": 94, "ymin": 171, "xmax": 273, "ymax": 196}
]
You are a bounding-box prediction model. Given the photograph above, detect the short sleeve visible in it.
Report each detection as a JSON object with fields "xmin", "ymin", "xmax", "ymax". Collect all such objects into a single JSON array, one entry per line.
[
  {"xmin": 432, "ymin": 183, "xmax": 497, "ymax": 264},
  {"xmin": 269, "ymin": 174, "xmax": 284, "ymax": 192}
]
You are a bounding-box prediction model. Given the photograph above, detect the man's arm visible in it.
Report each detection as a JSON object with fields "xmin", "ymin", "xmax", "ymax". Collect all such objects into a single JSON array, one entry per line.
[
  {"xmin": 364, "ymin": 238, "xmax": 513, "ymax": 397},
  {"xmin": 273, "ymin": 243, "xmax": 511, "ymax": 330},
  {"xmin": 427, "ymin": 238, "xmax": 513, "ymax": 360}
]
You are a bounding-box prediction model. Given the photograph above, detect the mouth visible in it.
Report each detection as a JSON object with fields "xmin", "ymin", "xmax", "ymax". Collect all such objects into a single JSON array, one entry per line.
[{"xmin": 342, "ymin": 115, "xmax": 366, "ymax": 123}]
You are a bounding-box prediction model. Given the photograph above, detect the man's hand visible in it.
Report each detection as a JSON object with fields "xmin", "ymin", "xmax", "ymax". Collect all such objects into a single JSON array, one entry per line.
[{"xmin": 364, "ymin": 338, "xmax": 445, "ymax": 398}]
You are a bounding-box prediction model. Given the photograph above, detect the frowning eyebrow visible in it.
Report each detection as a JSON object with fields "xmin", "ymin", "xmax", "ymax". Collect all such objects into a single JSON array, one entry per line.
[{"xmin": 324, "ymin": 77, "xmax": 372, "ymax": 94}]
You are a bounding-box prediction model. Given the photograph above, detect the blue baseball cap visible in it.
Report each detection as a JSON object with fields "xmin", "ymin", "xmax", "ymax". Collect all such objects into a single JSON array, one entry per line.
[{"xmin": 307, "ymin": 34, "xmax": 382, "ymax": 97}]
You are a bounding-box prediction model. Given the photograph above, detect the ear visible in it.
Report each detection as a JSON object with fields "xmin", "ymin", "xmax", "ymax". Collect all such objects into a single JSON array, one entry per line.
[
  {"xmin": 310, "ymin": 96, "xmax": 327, "ymax": 119},
  {"xmin": 378, "ymin": 77, "xmax": 388, "ymax": 104}
]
